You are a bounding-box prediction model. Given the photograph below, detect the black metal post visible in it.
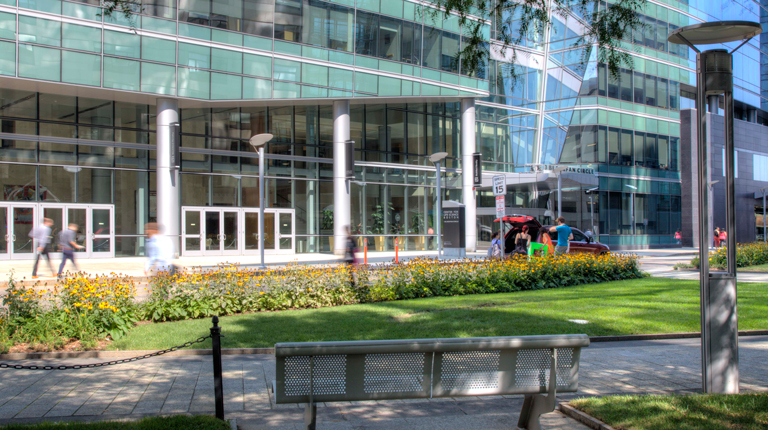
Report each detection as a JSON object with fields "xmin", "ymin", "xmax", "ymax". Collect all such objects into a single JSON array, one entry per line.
[{"xmin": 211, "ymin": 316, "xmax": 225, "ymax": 421}]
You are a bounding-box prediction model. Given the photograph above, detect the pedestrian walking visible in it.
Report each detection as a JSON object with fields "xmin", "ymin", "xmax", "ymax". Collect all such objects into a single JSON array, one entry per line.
[
  {"xmin": 57, "ymin": 223, "xmax": 83, "ymax": 277},
  {"xmin": 674, "ymin": 230, "xmax": 682, "ymax": 245},
  {"xmin": 487, "ymin": 231, "xmax": 503, "ymax": 259},
  {"xmin": 513, "ymin": 226, "xmax": 531, "ymax": 256},
  {"xmin": 549, "ymin": 217, "xmax": 573, "ymax": 256},
  {"xmin": 714, "ymin": 227, "xmax": 721, "ymax": 248},
  {"xmin": 719, "ymin": 229, "xmax": 727, "ymax": 247},
  {"xmin": 145, "ymin": 223, "xmax": 177, "ymax": 276},
  {"xmin": 30, "ymin": 218, "xmax": 55, "ymax": 278}
]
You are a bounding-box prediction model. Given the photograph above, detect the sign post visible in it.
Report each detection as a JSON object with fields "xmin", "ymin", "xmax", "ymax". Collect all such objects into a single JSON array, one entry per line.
[{"xmin": 493, "ymin": 175, "xmax": 506, "ymax": 257}]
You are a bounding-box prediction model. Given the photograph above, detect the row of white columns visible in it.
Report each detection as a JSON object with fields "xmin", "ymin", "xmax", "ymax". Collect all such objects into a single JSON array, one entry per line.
[{"xmin": 154, "ymin": 97, "xmax": 479, "ymax": 255}]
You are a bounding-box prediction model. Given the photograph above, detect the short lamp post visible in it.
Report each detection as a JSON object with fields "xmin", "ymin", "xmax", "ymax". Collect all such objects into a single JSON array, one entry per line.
[
  {"xmin": 429, "ymin": 152, "xmax": 448, "ymax": 258},
  {"xmin": 249, "ymin": 133, "xmax": 273, "ymax": 270},
  {"xmin": 586, "ymin": 187, "xmax": 598, "ymax": 235},
  {"xmin": 669, "ymin": 20, "xmax": 762, "ymax": 394},
  {"xmin": 625, "ymin": 184, "xmax": 637, "ymax": 235},
  {"xmin": 760, "ymin": 186, "xmax": 768, "ymax": 242}
]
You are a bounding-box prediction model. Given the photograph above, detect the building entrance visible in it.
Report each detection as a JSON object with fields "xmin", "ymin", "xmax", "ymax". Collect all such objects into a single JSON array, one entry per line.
[
  {"xmin": 0, "ymin": 203, "xmax": 115, "ymax": 260},
  {"xmin": 181, "ymin": 207, "xmax": 295, "ymax": 257}
]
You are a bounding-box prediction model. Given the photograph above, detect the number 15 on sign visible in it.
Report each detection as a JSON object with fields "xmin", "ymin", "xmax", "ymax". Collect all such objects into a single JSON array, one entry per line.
[{"xmin": 492, "ymin": 175, "xmax": 506, "ymax": 196}]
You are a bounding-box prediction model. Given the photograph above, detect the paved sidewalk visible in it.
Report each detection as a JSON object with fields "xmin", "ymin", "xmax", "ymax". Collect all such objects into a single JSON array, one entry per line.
[{"xmin": 0, "ymin": 336, "xmax": 765, "ymax": 429}]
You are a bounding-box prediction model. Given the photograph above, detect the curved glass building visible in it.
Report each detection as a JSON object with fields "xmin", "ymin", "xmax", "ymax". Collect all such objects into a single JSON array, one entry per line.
[{"xmin": 0, "ymin": 0, "xmax": 764, "ymax": 259}]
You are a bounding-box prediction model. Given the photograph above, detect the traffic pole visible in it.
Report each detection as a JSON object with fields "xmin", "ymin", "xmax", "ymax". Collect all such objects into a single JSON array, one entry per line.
[
  {"xmin": 395, "ymin": 238, "xmax": 399, "ymax": 263},
  {"xmin": 364, "ymin": 238, "xmax": 367, "ymax": 265}
]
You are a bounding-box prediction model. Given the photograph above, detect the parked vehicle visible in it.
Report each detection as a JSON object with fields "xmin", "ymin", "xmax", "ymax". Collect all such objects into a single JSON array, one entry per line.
[{"xmin": 493, "ymin": 215, "xmax": 609, "ymax": 256}]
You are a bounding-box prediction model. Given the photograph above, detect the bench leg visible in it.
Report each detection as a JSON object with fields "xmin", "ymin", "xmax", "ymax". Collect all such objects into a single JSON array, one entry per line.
[
  {"xmin": 517, "ymin": 393, "xmax": 555, "ymax": 430},
  {"xmin": 517, "ymin": 349, "xmax": 558, "ymax": 430},
  {"xmin": 304, "ymin": 401, "xmax": 317, "ymax": 430}
]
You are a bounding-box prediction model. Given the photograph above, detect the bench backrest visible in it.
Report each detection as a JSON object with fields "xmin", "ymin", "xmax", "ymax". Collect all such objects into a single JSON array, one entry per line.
[{"xmin": 275, "ymin": 334, "xmax": 589, "ymax": 404}]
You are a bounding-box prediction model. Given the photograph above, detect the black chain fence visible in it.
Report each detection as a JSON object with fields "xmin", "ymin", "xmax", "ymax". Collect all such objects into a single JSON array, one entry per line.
[
  {"xmin": 0, "ymin": 316, "xmax": 227, "ymax": 420},
  {"xmin": 0, "ymin": 335, "xmax": 212, "ymax": 370}
]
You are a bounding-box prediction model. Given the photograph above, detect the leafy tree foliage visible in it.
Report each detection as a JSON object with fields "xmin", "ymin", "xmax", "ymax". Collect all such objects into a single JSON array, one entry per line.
[{"xmin": 430, "ymin": 0, "xmax": 647, "ymax": 87}]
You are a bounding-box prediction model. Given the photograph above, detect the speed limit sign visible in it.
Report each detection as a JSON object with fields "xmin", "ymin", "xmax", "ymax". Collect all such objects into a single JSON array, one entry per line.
[{"xmin": 492, "ymin": 175, "xmax": 506, "ymax": 196}]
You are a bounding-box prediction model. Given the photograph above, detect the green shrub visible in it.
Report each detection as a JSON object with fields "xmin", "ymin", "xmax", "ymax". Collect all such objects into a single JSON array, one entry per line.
[{"xmin": 689, "ymin": 242, "xmax": 768, "ymax": 269}]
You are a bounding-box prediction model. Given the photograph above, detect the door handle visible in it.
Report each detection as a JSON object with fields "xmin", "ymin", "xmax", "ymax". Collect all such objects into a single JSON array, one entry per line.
[{"xmin": 12, "ymin": 234, "xmax": 16, "ymax": 241}]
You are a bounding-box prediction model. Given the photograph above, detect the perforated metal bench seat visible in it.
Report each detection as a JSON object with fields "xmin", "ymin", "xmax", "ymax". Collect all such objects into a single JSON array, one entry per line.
[{"xmin": 274, "ymin": 334, "xmax": 589, "ymax": 430}]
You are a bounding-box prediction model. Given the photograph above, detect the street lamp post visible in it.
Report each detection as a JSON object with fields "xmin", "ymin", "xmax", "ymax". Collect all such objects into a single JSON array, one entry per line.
[
  {"xmin": 669, "ymin": 20, "xmax": 761, "ymax": 394},
  {"xmin": 625, "ymin": 185, "xmax": 637, "ymax": 235},
  {"xmin": 249, "ymin": 133, "xmax": 274, "ymax": 270},
  {"xmin": 552, "ymin": 166, "xmax": 568, "ymax": 219},
  {"xmin": 430, "ymin": 152, "xmax": 448, "ymax": 258},
  {"xmin": 586, "ymin": 187, "xmax": 598, "ymax": 235}
]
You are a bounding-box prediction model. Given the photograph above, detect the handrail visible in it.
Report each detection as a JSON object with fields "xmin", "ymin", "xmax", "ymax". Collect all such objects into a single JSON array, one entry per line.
[{"xmin": 275, "ymin": 334, "xmax": 589, "ymax": 357}]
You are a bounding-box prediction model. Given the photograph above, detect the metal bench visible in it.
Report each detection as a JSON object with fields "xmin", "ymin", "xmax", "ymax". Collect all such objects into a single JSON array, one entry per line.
[{"xmin": 274, "ymin": 334, "xmax": 589, "ymax": 430}]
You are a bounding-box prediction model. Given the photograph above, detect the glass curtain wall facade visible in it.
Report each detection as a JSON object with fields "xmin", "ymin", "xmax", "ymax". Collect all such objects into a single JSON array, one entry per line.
[{"xmin": 0, "ymin": 0, "xmax": 765, "ymax": 257}]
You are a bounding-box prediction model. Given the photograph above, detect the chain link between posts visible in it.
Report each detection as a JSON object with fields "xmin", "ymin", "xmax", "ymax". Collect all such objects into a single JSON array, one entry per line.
[{"xmin": 0, "ymin": 335, "xmax": 212, "ymax": 370}]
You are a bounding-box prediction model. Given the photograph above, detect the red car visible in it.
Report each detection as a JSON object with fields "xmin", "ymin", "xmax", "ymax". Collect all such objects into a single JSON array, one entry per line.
[{"xmin": 493, "ymin": 215, "xmax": 610, "ymax": 256}]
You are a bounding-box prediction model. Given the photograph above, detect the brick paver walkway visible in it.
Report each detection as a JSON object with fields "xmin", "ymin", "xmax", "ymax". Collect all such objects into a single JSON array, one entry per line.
[{"xmin": 0, "ymin": 336, "xmax": 766, "ymax": 429}]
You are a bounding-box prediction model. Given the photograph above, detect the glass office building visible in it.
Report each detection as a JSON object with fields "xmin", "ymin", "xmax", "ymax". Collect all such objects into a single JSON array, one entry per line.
[{"xmin": 0, "ymin": 0, "xmax": 764, "ymax": 260}]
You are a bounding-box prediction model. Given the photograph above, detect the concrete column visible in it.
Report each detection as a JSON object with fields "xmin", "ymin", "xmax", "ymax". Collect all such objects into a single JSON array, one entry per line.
[
  {"xmin": 461, "ymin": 98, "xmax": 477, "ymax": 252},
  {"xmin": 156, "ymin": 98, "xmax": 180, "ymax": 254},
  {"xmin": 748, "ymin": 109, "xmax": 757, "ymax": 123},
  {"xmin": 332, "ymin": 100, "xmax": 351, "ymax": 255}
]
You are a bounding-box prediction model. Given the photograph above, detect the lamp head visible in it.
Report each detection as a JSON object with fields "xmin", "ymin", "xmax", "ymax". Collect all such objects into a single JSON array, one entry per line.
[
  {"xmin": 586, "ymin": 187, "xmax": 599, "ymax": 193},
  {"xmin": 668, "ymin": 21, "xmax": 762, "ymax": 46},
  {"xmin": 429, "ymin": 152, "xmax": 448, "ymax": 163},
  {"xmin": 625, "ymin": 184, "xmax": 638, "ymax": 190},
  {"xmin": 249, "ymin": 133, "xmax": 273, "ymax": 149}
]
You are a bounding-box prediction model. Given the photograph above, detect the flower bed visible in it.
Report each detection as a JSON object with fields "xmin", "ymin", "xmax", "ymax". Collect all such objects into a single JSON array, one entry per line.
[
  {"xmin": 144, "ymin": 253, "xmax": 641, "ymax": 321},
  {"xmin": 1, "ymin": 253, "xmax": 641, "ymax": 350},
  {"xmin": 0, "ymin": 274, "xmax": 139, "ymax": 352},
  {"xmin": 690, "ymin": 241, "xmax": 768, "ymax": 269}
]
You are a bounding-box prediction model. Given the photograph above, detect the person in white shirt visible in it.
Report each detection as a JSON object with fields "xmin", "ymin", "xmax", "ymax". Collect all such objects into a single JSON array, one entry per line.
[{"xmin": 144, "ymin": 223, "xmax": 177, "ymax": 276}]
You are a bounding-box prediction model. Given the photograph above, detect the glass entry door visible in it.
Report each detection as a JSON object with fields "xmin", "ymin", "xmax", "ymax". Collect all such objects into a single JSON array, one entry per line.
[
  {"xmin": 241, "ymin": 209, "xmax": 294, "ymax": 255},
  {"xmin": 89, "ymin": 205, "xmax": 114, "ymax": 258},
  {"xmin": 183, "ymin": 207, "xmax": 294, "ymax": 256},
  {"xmin": 182, "ymin": 207, "xmax": 239, "ymax": 256},
  {"xmin": 0, "ymin": 203, "xmax": 38, "ymax": 260},
  {"xmin": 275, "ymin": 210, "xmax": 295, "ymax": 254}
]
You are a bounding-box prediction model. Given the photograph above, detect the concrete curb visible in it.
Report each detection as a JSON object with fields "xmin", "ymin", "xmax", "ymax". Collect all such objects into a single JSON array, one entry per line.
[
  {"xmin": 558, "ymin": 403, "xmax": 615, "ymax": 430},
  {"xmin": 589, "ymin": 329, "xmax": 768, "ymax": 343},
  {"xmin": 1, "ymin": 331, "xmax": 766, "ymax": 361}
]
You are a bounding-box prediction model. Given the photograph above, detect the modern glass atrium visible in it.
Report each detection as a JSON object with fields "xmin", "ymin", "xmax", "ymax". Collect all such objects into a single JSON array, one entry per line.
[{"xmin": 0, "ymin": 0, "xmax": 765, "ymax": 259}]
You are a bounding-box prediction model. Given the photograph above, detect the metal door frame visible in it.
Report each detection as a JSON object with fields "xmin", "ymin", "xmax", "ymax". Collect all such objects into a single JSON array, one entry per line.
[
  {"xmin": 181, "ymin": 207, "xmax": 205, "ymax": 256},
  {"xmin": 3, "ymin": 202, "xmax": 39, "ymax": 260},
  {"xmin": 272, "ymin": 209, "xmax": 295, "ymax": 255},
  {"xmin": 87, "ymin": 204, "xmax": 114, "ymax": 258}
]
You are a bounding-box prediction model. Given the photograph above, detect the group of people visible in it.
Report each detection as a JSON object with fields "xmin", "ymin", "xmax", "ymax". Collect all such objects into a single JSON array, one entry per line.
[
  {"xmin": 488, "ymin": 217, "xmax": 574, "ymax": 258},
  {"xmin": 29, "ymin": 218, "xmax": 84, "ymax": 279},
  {"xmin": 30, "ymin": 220, "xmax": 176, "ymax": 279},
  {"xmin": 713, "ymin": 227, "xmax": 728, "ymax": 248}
]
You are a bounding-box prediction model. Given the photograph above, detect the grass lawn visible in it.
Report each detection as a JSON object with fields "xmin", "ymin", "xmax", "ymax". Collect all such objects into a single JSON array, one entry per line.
[
  {"xmin": 111, "ymin": 277, "xmax": 768, "ymax": 350},
  {"xmin": 737, "ymin": 263, "xmax": 768, "ymax": 272},
  {"xmin": 571, "ymin": 393, "xmax": 768, "ymax": 430},
  {"xmin": 0, "ymin": 415, "xmax": 229, "ymax": 430}
]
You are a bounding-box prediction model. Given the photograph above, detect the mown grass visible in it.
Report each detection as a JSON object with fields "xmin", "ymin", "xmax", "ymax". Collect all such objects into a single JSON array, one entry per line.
[
  {"xmin": 572, "ymin": 393, "xmax": 768, "ymax": 430},
  {"xmin": 110, "ymin": 278, "xmax": 768, "ymax": 350},
  {"xmin": 0, "ymin": 415, "xmax": 229, "ymax": 430}
]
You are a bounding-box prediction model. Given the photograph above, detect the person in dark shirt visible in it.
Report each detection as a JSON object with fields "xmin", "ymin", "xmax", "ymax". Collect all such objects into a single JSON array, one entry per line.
[{"xmin": 58, "ymin": 223, "xmax": 84, "ymax": 278}]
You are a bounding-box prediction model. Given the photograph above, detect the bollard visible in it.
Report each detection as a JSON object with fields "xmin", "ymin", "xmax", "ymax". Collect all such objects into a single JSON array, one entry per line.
[
  {"xmin": 395, "ymin": 238, "xmax": 399, "ymax": 263},
  {"xmin": 211, "ymin": 316, "xmax": 225, "ymax": 421},
  {"xmin": 364, "ymin": 238, "xmax": 367, "ymax": 265}
]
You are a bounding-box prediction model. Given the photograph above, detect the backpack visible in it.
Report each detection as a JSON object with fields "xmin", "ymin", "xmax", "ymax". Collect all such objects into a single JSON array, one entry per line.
[{"xmin": 491, "ymin": 242, "xmax": 502, "ymax": 258}]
